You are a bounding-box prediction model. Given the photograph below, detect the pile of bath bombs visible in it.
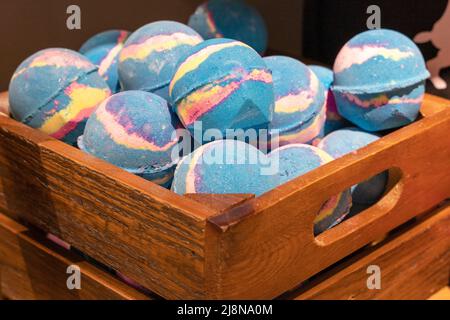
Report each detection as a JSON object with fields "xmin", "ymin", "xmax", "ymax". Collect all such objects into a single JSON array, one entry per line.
[
  {"xmin": 188, "ymin": 0, "xmax": 268, "ymax": 54},
  {"xmin": 8, "ymin": 19, "xmax": 430, "ymax": 231},
  {"xmin": 80, "ymin": 30, "xmax": 130, "ymax": 93}
]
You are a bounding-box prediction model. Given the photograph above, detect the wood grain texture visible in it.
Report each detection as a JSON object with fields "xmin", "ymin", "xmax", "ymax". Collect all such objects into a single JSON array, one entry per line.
[
  {"xmin": 283, "ymin": 204, "xmax": 450, "ymax": 300},
  {"xmin": 205, "ymin": 96, "xmax": 450, "ymax": 299},
  {"xmin": 186, "ymin": 194, "xmax": 255, "ymax": 213},
  {"xmin": 0, "ymin": 92, "xmax": 8, "ymax": 116},
  {"xmin": 429, "ymin": 287, "xmax": 450, "ymax": 300},
  {"xmin": 0, "ymin": 213, "xmax": 150, "ymax": 300},
  {"xmin": 420, "ymin": 93, "xmax": 450, "ymax": 117},
  {"xmin": 0, "ymin": 115, "xmax": 220, "ymax": 299}
]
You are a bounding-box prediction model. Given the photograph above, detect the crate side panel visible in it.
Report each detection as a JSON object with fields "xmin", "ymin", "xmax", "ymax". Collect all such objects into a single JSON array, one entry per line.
[
  {"xmin": 287, "ymin": 204, "xmax": 450, "ymax": 300},
  {"xmin": 207, "ymin": 105, "xmax": 450, "ymax": 299},
  {"xmin": 0, "ymin": 213, "xmax": 151, "ymax": 300},
  {"xmin": 0, "ymin": 116, "xmax": 210, "ymax": 299}
]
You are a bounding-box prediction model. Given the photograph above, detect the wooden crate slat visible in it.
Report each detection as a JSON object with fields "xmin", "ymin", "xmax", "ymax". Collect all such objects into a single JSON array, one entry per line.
[
  {"xmin": 429, "ymin": 287, "xmax": 450, "ymax": 300},
  {"xmin": 284, "ymin": 204, "xmax": 450, "ymax": 300},
  {"xmin": 0, "ymin": 92, "xmax": 8, "ymax": 116},
  {"xmin": 186, "ymin": 194, "xmax": 255, "ymax": 213},
  {"xmin": 0, "ymin": 213, "xmax": 150, "ymax": 300}
]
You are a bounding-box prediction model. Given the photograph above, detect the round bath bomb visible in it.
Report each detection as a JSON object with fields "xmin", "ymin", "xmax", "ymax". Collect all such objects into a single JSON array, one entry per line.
[
  {"xmin": 172, "ymin": 139, "xmax": 276, "ymax": 195},
  {"xmin": 9, "ymin": 48, "xmax": 111, "ymax": 145},
  {"xmin": 169, "ymin": 38, "xmax": 274, "ymax": 140},
  {"xmin": 263, "ymin": 56, "xmax": 326, "ymax": 147},
  {"xmin": 332, "ymin": 29, "xmax": 430, "ymax": 131},
  {"xmin": 188, "ymin": 0, "xmax": 268, "ymax": 54},
  {"xmin": 318, "ymin": 128, "xmax": 388, "ymax": 205},
  {"xmin": 118, "ymin": 21, "xmax": 203, "ymax": 100},
  {"xmin": 80, "ymin": 30, "xmax": 130, "ymax": 93},
  {"xmin": 309, "ymin": 65, "xmax": 349, "ymax": 135},
  {"xmin": 78, "ymin": 91, "xmax": 179, "ymax": 188},
  {"xmin": 268, "ymin": 144, "xmax": 352, "ymax": 235}
]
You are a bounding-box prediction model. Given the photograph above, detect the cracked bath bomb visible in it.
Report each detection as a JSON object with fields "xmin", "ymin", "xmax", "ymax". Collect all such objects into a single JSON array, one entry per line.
[
  {"xmin": 309, "ymin": 65, "xmax": 349, "ymax": 135},
  {"xmin": 318, "ymin": 128, "xmax": 388, "ymax": 205},
  {"xmin": 169, "ymin": 38, "xmax": 274, "ymax": 141},
  {"xmin": 172, "ymin": 139, "xmax": 277, "ymax": 195},
  {"xmin": 118, "ymin": 21, "xmax": 203, "ymax": 100},
  {"xmin": 264, "ymin": 56, "xmax": 326, "ymax": 147},
  {"xmin": 188, "ymin": 0, "xmax": 268, "ymax": 54},
  {"xmin": 9, "ymin": 48, "xmax": 111, "ymax": 145},
  {"xmin": 269, "ymin": 144, "xmax": 352, "ymax": 235},
  {"xmin": 78, "ymin": 90, "xmax": 180, "ymax": 188},
  {"xmin": 332, "ymin": 29, "xmax": 430, "ymax": 131},
  {"xmin": 80, "ymin": 30, "xmax": 130, "ymax": 93}
]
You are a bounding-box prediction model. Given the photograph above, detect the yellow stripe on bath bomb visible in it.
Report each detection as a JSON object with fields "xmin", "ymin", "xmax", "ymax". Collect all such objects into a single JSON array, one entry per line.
[
  {"xmin": 169, "ymin": 41, "xmax": 250, "ymax": 95},
  {"xmin": 40, "ymin": 85, "xmax": 110, "ymax": 135}
]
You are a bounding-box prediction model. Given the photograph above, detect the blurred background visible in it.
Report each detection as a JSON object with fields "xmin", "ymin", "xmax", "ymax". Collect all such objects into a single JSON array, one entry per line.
[{"xmin": 1, "ymin": 0, "xmax": 449, "ymax": 97}]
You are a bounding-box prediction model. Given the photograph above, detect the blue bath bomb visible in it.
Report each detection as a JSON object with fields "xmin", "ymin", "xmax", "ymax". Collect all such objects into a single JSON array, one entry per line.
[
  {"xmin": 317, "ymin": 127, "xmax": 388, "ymax": 205},
  {"xmin": 118, "ymin": 21, "xmax": 203, "ymax": 101},
  {"xmin": 264, "ymin": 56, "xmax": 326, "ymax": 147},
  {"xmin": 188, "ymin": 0, "xmax": 268, "ymax": 54},
  {"xmin": 332, "ymin": 29, "xmax": 430, "ymax": 131},
  {"xmin": 172, "ymin": 139, "xmax": 276, "ymax": 195},
  {"xmin": 268, "ymin": 144, "xmax": 352, "ymax": 235},
  {"xmin": 78, "ymin": 90, "xmax": 180, "ymax": 188},
  {"xmin": 169, "ymin": 38, "xmax": 274, "ymax": 141},
  {"xmin": 9, "ymin": 48, "xmax": 111, "ymax": 145},
  {"xmin": 80, "ymin": 30, "xmax": 130, "ymax": 93},
  {"xmin": 309, "ymin": 65, "xmax": 349, "ymax": 135}
]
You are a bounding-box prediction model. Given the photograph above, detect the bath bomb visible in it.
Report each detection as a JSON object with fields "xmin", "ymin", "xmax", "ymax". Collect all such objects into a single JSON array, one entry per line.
[
  {"xmin": 332, "ymin": 29, "xmax": 430, "ymax": 131},
  {"xmin": 9, "ymin": 48, "xmax": 111, "ymax": 145},
  {"xmin": 78, "ymin": 90, "xmax": 179, "ymax": 188},
  {"xmin": 269, "ymin": 144, "xmax": 352, "ymax": 235},
  {"xmin": 118, "ymin": 21, "xmax": 203, "ymax": 100},
  {"xmin": 169, "ymin": 38, "xmax": 274, "ymax": 140},
  {"xmin": 264, "ymin": 56, "xmax": 326, "ymax": 147},
  {"xmin": 309, "ymin": 65, "xmax": 349, "ymax": 134},
  {"xmin": 188, "ymin": 0, "xmax": 268, "ymax": 54},
  {"xmin": 80, "ymin": 30, "xmax": 130, "ymax": 93},
  {"xmin": 172, "ymin": 139, "xmax": 276, "ymax": 195},
  {"xmin": 318, "ymin": 128, "xmax": 388, "ymax": 205}
]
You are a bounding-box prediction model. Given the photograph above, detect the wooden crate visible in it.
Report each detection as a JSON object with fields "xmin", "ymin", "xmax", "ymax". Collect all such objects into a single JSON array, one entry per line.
[
  {"xmin": 1, "ymin": 202, "xmax": 449, "ymax": 300},
  {"xmin": 0, "ymin": 213, "xmax": 151, "ymax": 300},
  {"xmin": 0, "ymin": 92, "xmax": 449, "ymax": 299}
]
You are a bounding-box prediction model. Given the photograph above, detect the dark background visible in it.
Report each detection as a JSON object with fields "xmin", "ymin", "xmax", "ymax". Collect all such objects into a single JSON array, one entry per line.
[
  {"xmin": 1, "ymin": 0, "xmax": 449, "ymax": 97},
  {"xmin": 0, "ymin": 0, "xmax": 303, "ymax": 90}
]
